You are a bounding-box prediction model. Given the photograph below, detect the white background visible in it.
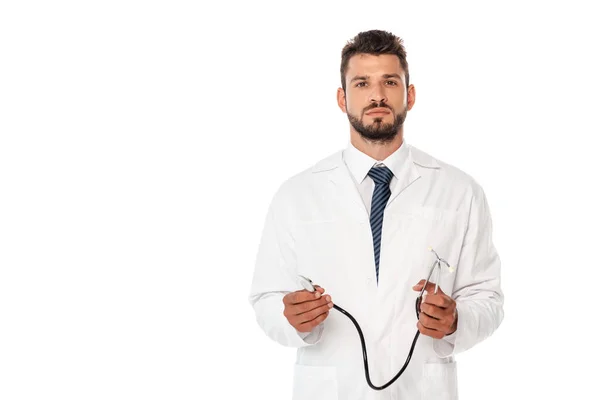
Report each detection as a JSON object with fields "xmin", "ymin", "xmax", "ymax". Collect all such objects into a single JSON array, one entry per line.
[{"xmin": 1, "ymin": 1, "xmax": 599, "ymax": 399}]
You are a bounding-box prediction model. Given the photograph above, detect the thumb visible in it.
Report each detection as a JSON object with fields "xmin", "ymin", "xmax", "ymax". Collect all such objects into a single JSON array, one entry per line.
[{"xmin": 412, "ymin": 279, "xmax": 426, "ymax": 290}]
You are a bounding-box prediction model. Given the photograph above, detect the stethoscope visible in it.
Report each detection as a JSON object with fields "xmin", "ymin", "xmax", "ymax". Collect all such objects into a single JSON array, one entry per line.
[{"xmin": 297, "ymin": 247, "xmax": 453, "ymax": 391}]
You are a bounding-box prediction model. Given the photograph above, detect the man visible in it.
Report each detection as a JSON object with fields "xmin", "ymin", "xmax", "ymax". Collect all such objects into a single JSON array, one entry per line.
[{"xmin": 248, "ymin": 30, "xmax": 503, "ymax": 400}]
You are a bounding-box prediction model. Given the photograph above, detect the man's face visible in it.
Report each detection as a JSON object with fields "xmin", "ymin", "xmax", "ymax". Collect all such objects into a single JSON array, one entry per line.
[{"xmin": 337, "ymin": 54, "xmax": 415, "ymax": 144}]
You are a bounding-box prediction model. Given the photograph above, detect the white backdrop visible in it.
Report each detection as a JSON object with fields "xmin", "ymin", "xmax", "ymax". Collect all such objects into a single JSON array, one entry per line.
[{"xmin": 1, "ymin": 1, "xmax": 598, "ymax": 399}]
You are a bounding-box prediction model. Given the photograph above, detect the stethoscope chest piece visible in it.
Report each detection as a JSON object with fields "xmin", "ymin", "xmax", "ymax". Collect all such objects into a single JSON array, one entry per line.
[{"xmin": 298, "ymin": 275, "xmax": 316, "ymax": 292}]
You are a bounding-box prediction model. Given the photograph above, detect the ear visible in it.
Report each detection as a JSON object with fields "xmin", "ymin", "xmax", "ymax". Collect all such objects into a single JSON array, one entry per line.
[
  {"xmin": 407, "ymin": 84, "xmax": 416, "ymax": 111},
  {"xmin": 337, "ymin": 87, "xmax": 347, "ymax": 113}
]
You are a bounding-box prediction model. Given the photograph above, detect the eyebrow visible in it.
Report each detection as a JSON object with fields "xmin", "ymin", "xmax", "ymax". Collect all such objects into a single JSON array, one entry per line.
[
  {"xmin": 350, "ymin": 73, "xmax": 403, "ymax": 83},
  {"xmin": 350, "ymin": 75, "xmax": 369, "ymax": 83}
]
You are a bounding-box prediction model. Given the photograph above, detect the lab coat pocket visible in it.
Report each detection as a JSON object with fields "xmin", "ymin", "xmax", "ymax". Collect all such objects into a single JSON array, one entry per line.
[
  {"xmin": 409, "ymin": 207, "xmax": 465, "ymax": 263},
  {"xmin": 421, "ymin": 361, "xmax": 458, "ymax": 400},
  {"xmin": 292, "ymin": 364, "xmax": 338, "ymax": 400}
]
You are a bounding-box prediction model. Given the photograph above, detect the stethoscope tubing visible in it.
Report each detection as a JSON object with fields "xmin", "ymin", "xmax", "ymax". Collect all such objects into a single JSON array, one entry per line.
[
  {"xmin": 331, "ymin": 257, "xmax": 442, "ymax": 391},
  {"xmin": 331, "ymin": 302, "xmax": 421, "ymax": 390}
]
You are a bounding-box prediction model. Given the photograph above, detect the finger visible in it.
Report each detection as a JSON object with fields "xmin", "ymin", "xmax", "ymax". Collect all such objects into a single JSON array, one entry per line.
[
  {"xmin": 419, "ymin": 304, "xmax": 456, "ymax": 334},
  {"xmin": 419, "ymin": 302, "xmax": 450, "ymax": 320},
  {"xmin": 412, "ymin": 279, "xmax": 427, "ymax": 288},
  {"xmin": 413, "ymin": 280, "xmax": 446, "ymax": 296},
  {"xmin": 297, "ymin": 301, "xmax": 333, "ymax": 324},
  {"xmin": 285, "ymin": 289, "xmax": 322, "ymax": 305},
  {"xmin": 284, "ymin": 294, "xmax": 331, "ymax": 319},
  {"xmin": 419, "ymin": 312, "xmax": 445, "ymax": 331},
  {"xmin": 417, "ymin": 320, "xmax": 445, "ymax": 340},
  {"xmin": 298, "ymin": 310, "xmax": 330, "ymax": 332},
  {"xmin": 422, "ymin": 293, "xmax": 453, "ymax": 308},
  {"xmin": 294, "ymin": 294, "xmax": 332, "ymax": 315},
  {"xmin": 313, "ymin": 285, "xmax": 325, "ymax": 294}
]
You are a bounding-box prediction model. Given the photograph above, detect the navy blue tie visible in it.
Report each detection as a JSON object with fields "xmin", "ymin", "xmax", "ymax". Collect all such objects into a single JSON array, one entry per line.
[{"xmin": 367, "ymin": 165, "xmax": 394, "ymax": 284}]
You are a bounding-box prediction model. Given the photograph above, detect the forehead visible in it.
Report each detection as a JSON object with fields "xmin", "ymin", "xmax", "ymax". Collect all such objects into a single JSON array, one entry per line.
[{"xmin": 346, "ymin": 54, "xmax": 404, "ymax": 80}]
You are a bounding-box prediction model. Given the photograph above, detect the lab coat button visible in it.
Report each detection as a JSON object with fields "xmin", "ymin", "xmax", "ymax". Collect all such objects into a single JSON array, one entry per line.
[{"xmin": 366, "ymin": 278, "xmax": 372, "ymax": 284}]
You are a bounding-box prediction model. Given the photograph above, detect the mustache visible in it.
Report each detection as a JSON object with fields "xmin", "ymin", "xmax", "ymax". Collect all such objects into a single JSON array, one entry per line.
[{"xmin": 364, "ymin": 102, "xmax": 393, "ymax": 113}]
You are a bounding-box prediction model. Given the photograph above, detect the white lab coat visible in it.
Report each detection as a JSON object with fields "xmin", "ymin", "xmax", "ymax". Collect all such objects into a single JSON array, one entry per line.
[{"xmin": 248, "ymin": 143, "xmax": 504, "ymax": 400}]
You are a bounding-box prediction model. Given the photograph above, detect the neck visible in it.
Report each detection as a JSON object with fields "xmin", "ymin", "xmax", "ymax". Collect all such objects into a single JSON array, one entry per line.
[{"xmin": 350, "ymin": 127, "xmax": 404, "ymax": 161}]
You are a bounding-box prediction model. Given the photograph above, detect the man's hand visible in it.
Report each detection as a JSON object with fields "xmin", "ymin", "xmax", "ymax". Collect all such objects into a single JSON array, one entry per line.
[
  {"xmin": 413, "ymin": 280, "xmax": 458, "ymax": 339},
  {"xmin": 283, "ymin": 285, "xmax": 333, "ymax": 333}
]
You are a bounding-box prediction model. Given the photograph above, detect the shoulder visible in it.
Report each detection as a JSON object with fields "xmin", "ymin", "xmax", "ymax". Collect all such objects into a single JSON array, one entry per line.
[
  {"xmin": 409, "ymin": 143, "xmax": 485, "ymax": 195},
  {"xmin": 272, "ymin": 149, "xmax": 342, "ymax": 199},
  {"xmin": 273, "ymin": 150, "xmax": 343, "ymax": 203}
]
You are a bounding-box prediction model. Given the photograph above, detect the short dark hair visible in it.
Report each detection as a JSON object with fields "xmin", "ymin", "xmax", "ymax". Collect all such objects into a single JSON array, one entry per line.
[{"xmin": 340, "ymin": 30, "xmax": 409, "ymax": 91}]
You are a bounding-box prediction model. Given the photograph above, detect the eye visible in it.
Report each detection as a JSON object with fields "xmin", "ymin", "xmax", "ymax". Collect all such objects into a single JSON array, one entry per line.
[
  {"xmin": 355, "ymin": 82, "xmax": 367, "ymax": 88},
  {"xmin": 386, "ymin": 80, "xmax": 398, "ymax": 86}
]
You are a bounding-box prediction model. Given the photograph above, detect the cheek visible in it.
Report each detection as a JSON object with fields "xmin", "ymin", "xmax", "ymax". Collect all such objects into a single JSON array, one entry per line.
[
  {"xmin": 389, "ymin": 92, "xmax": 407, "ymax": 108},
  {"xmin": 345, "ymin": 99, "xmax": 366, "ymax": 116},
  {"xmin": 345, "ymin": 91, "xmax": 367, "ymax": 111}
]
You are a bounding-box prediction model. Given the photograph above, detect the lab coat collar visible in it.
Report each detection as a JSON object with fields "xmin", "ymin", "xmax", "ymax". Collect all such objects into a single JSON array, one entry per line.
[
  {"xmin": 310, "ymin": 141, "xmax": 440, "ymax": 220},
  {"xmin": 409, "ymin": 144, "xmax": 441, "ymax": 169},
  {"xmin": 342, "ymin": 140, "xmax": 410, "ymax": 185},
  {"xmin": 311, "ymin": 141, "xmax": 440, "ymax": 173}
]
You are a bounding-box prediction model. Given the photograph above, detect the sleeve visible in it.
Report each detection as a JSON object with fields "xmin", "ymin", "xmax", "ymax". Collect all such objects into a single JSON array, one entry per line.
[
  {"xmin": 433, "ymin": 182, "xmax": 504, "ymax": 357},
  {"xmin": 248, "ymin": 185, "xmax": 325, "ymax": 348}
]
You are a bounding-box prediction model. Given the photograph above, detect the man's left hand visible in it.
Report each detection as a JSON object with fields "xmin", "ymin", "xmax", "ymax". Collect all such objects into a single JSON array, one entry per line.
[{"xmin": 413, "ymin": 280, "xmax": 458, "ymax": 339}]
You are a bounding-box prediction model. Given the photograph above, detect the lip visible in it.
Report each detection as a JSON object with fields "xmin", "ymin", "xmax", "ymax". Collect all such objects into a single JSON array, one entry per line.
[{"xmin": 366, "ymin": 108, "xmax": 391, "ymax": 115}]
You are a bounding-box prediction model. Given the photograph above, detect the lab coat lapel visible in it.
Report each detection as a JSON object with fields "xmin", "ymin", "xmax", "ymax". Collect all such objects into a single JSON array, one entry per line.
[
  {"xmin": 387, "ymin": 144, "xmax": 440, "ymax": 208},
  {"xmin": 312, "ymin": 151, "xmax": 369, "ymax": 223},
  {"xmin": 387, "ymin": 155, "xmax": 421, "ymax": 207}
]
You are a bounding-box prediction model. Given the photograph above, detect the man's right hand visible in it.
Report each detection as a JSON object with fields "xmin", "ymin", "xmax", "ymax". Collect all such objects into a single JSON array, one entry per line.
[{"xmin": 283, "ymin": 285, "xmax": 333, "ymax": 333}]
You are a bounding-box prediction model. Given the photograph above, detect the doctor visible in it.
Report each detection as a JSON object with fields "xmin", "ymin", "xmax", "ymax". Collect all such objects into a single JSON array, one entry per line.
[{"xmin": 248, "ymin": 29, "xmax": 504, "ymax": 400}]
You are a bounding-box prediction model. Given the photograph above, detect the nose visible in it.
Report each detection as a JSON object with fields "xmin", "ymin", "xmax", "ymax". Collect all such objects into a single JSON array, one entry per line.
[{"xmin": 369, "ymin": 85, "xmax": 388, "ymax": 104}]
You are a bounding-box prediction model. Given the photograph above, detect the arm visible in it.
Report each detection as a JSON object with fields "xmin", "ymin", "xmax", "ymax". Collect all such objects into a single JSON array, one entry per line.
[
  {"xmin": 248, "ymin": 186, "xmax": 325, "ymax": 347},
  {"xmin": 433, "ymin": 182, "xmax": 504, "ymax": 357}
]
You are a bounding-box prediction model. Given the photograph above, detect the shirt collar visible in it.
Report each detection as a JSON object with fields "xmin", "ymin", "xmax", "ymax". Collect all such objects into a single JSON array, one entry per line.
[{"xmin": 342, "ymin": 140, "xmax": 409, "ymax": 184}]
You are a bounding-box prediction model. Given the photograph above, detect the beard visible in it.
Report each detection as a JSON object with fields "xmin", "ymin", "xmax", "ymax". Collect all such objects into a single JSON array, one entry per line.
[{"xmin": 347, "ymin": 103, "xmax": 407, "ymax": 144}]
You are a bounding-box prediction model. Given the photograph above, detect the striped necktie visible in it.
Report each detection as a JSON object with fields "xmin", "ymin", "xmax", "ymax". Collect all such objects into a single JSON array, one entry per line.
[{"xmin": 367, "ymin": 165, "xmax": 394, "ymax": 284}]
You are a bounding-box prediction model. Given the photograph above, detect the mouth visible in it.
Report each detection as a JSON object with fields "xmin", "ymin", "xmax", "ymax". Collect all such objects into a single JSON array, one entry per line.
[{"xmin": 365, "ymin": 108, "xmax": 391, "ymax": 116}]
